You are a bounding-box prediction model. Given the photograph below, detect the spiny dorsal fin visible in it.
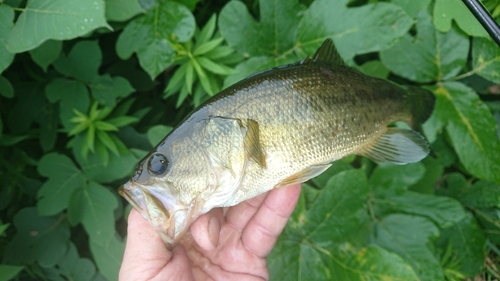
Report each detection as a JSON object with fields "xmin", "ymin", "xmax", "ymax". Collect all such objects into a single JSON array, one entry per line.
[{"xmin": 307, "ymin": 38, "xmax": 345, "ymax": 65}]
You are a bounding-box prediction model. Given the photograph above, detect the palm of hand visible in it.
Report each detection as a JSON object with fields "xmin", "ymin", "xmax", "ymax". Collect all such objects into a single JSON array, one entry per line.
[{"xmin": 119, "ymin": 184, "xmax": 301, "ymax": 281}]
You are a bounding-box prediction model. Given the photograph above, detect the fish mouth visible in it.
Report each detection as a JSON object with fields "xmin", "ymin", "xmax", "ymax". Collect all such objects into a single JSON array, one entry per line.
[{"xmin": 119, "ymin": 181, "xmax": 187, "ymax": 249}]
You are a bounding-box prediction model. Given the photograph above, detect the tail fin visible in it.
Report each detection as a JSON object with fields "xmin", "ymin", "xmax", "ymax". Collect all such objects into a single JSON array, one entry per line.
[{"xmin": 404, "ymin": 86, "xmax": 436, "ymax": 128}]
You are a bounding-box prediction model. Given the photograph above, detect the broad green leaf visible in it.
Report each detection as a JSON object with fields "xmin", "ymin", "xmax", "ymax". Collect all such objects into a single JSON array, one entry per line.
[
  {"xmin": 90, "ymin": 75, "xmax": 135, "ymax": 108},
  {"xmin": 458, "ymin": 180, "xmax": 500, "ymax": 208},
  {"xmin": 359, "ymin": 60, "xmax": 390, "ymax": 79},
  {"xmin": 372, "ymin": 214, "xmax": 443, "ymax": 281},
  {"xmin": 219, "ymin": 0, "xmax": 304, "ymax": 58},
  {"xmin": 147, "ymin": 125, "xmax": 173, "ymax": 146},
  {"xmin": 37, "ymin": 153, "xmax": 86, "ymax": 215},
  {"xmin": 475, "ymin": 208, "xmax": 500, "ymax": 244},
  {"xmin": 4, "ymin": 207, "xmax": 70, "ymax": 267},
  {"xmin": 375, "ymin": 191, "xmax": 465, "ymax": 228},
  {"xmin": 327, "ymin": 245, "xmax": 419, "ymax": 281},
  {"xmin": 90, "ymin": 235, "xmax": 125, "ymax": 281},
  {"xmin": 391, "ymin": 0, "xmax": 431, "ymax": 17},
  {"xmin": 48, "ymin": 242, "xmax": 96, "ymax": 281},
  {"xmin": 68, "ymin": 182, "xmax": 118, "ymax": 243},
  {"xmin": 0, "ymin": 265, "xmax": 23, "ymax": 281},
  {"xmin": 0, "ymin": 5, "xmax": 14, "ymax": 74},
  {"xmin": 437, "ymin": 212, "xmax": 487, "ymax": 277},
  {"xmin": 473, "ymin": 37, "xmax": 500, "ymax": 84},
  {"xmin": 223, "ymin": 56, "xmax": 274, "ymax": 88},
  {"xmin": 29, "ymin": 40, "xmax": 62, "ymax": 72},
  {"xmin": 433, "ymin": 0, "xmax": 489, "ymax": 37},
  {"xmin": 7, "ymin": 0, "xmax": 110, "ymax": 53},
  {"xmin": 425, "ymin": 82, "xmax": 500, "ymax": 183},
  {"xmin": 45, "ymin": 78, "xmax": 90, "ymax": 131},
  {"xmin": 380, "ymin": 11, "xmax": 469, "ymax": 83},
  {"xmin": 0, "ymin": 75, "xmax": 14, "ymax": 98},
  {"xmin": 369, "ymin": 163, "xmax": 425, "ymax": 195},
  {"xmin": 105, "ymin": 0, "xmax": 143, "ymax": 22},
  {"xmin": 116, "ymin": 1, "xmax": 195, "ymax": 79},
  {"xmin": 53, "ymin": 41, "xmax": 101, "ymax": 83},
  {"xmin": 297, "ymin": 0, "xmax": 413, "ymax": 62}
]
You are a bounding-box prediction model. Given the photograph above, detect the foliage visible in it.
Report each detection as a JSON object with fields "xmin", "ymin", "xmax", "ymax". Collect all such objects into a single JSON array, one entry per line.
[{"xmin": 0, "ymin": 0, "xmax": 499, "ymax": 280}]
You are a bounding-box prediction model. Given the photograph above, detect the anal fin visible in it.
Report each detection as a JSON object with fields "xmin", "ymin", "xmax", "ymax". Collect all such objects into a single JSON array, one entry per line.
[
  {"xmin": 276, "ymin": 164, "xmax": 331, "ymax": 188},
  {"xmin": 358, "ymin": 128, "xmax": 429, "ymax": 165}
]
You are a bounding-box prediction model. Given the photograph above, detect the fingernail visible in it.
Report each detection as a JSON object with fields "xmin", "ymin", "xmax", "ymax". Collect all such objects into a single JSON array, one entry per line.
[{"xmin": 208, "ymin": 216, "xmax": 220, "ymax": 248}]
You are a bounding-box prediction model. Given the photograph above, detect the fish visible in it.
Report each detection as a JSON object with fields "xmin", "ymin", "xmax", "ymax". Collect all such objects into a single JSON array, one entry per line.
[{"xmin": 119, "ymin": 38, "xmax": 435, "ymax": 248}]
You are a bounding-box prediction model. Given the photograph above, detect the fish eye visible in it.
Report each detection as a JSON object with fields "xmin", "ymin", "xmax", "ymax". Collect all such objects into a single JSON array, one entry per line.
[{"xmin": 147, "ymin": 153, "xmax": 169, "ymax": 176}]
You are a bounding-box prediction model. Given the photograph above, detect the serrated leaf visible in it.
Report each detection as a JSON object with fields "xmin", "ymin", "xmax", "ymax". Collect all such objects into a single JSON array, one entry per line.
[
  {"xmin": 7, "ymin": 0, "xmax": 110, "ymax": 53},
  {"xmin": 425, "ymin": 82, "xmax": 500, "ymax": 183},
  {"xmin": 147, "ymin": 125, "xmax": 173, "ymax": 146},
  {"xmin": 0, "ymin": 5, "xmax": 15, "ymax": 74},
  {"xmin": 116, "ymin": 1, "xmax": 195, "ymax": 79},
  {"xmin": 473, "ymin": 37, "xmax": 500, "ymax": 84},
  {"xmin": 68, "ymin": 182, "xmax": 118, "ymax": 243},
  {"xmin": 36, "ymin": 153, "xmax": 86, "ymax": 215},
  {"xmin": 0, "ymin": 264, "xmax": 23, "ymax": 281},
  {"xmin": 90, "ymin": 235, "xmax": 125, "ymax": 281},
  {"xmin": 90, "ymin": 74, "xmax": 135, "ymax": 107},
  {"xmin": 3, "ymin": 207, "xmax": 70, "ymax": 267},
  {"xmin": 105, "ymin": 0, "xmax": 143, "ymax": 22},
  {"xmin": 29, "ymin": 40, "xmax": 62, "ymax": 72},
  {"xmin": 53, "ymin": 41, "xmax": 101, "ymax": 83},
  {"xmin": 433, "ymin": 0, "xmax": 489, "ymax": 37},
  {"xmin": 372, "ymin": 214, "xmax": 443, "ymax": 281},
  {"xmin": 0, "ymin": 75, "xmax": 14, "ymax": 98},
  {"xmin": 380, "ymin": 10, "xmax": 469, "ymax": 83}
]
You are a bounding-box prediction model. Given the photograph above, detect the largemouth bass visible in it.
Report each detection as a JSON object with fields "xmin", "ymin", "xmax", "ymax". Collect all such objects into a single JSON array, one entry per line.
[{"xmin": 119, "ymin": 39, "xmax": 435, "ymax": 247}]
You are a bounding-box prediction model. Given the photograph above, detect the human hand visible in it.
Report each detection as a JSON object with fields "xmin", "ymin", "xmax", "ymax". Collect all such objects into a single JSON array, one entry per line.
[{"xmin": 119, "ymin": 184, "xmax": 301, "ymax": 281}]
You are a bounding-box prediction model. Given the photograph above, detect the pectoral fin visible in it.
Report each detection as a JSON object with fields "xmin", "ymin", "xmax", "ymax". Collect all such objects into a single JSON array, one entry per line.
[
  {"xmin": 276, "ymin": 164, "xmax": 331, "ymax": 188},
  {"xmin": 357, "ymin": 127, "xmax": 429, "ymax": 165},
  {"xmin": 244, "ymin": 119, "xmax": 267, "ymax": 168}
]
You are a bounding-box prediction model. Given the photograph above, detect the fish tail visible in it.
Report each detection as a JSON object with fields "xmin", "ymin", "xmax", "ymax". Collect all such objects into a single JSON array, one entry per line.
[{"xmin": 404, "ymin": 86, "xmax": 436, "ymax": 128}]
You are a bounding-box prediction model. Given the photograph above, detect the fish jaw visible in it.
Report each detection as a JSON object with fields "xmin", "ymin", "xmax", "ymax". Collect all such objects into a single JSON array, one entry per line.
[{"xmin": 119, "ymin": 181, "xmax": 199, "ymax": 249}]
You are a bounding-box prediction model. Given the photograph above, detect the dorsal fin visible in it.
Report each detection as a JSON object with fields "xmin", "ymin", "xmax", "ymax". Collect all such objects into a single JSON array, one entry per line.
[{"xmin": 301, "ymin": 38, "xmax": 344, "ymax": 66}]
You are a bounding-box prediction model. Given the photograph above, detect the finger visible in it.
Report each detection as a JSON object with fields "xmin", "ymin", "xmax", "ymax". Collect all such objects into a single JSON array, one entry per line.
[
  {"xmin": 241, "ymin": 184, "xmax": 301, "ymax": 257},
  {"xmin": 189, "ymin": 208, "xmax": 223, "ymax": 251},
  {"xmin": 225, "ymin": 191, "xmax": 268, "ymax": 231},
  {"xmin": 119, "ymin": 209, "xmax": 172, "ymax": 280}
]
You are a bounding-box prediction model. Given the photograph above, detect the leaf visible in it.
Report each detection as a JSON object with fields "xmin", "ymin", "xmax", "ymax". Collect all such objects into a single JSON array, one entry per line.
[
  {"xmin": 36, "ymin": 101, "xmax": 59, "ymax": 152},
  {"xmin": 6, "ymin": 0, "xmax": 110, "ymax": 53},
  {"xmin": 3, "ymin": 207, "xmax": 70, "ymax": 267},
  {"xmin": 53, "ymin": 41, "xmax": 102, "ymax": 83},
  {"xmin": 68, "ymin": 182, "xmax": 118, "ymax": 243},
  {"xmin": 90, "ymin": 235, "xmax": 125, "ymax": 281},
  {"xmin": 45, "ymin": 78, "xmax": 90, "ymax": 131},
  {"xmin": 116, "ymin": 1, "xmax": 195, "ymax": 79},
  {"xmin": 380, "ymin": 10, "xmax": 469, "ymax": 83},
  {"xmin": 197, "ymin": 57, "xmax": 236, "ymax": 75},
  {"xmin": 458, "ymin": 180, "xmax": 500, "ymax": 209},
  {"xmin": 106, "ymin": 116, "xmax": 138, "ymax": 127},
  {"xmin": 433, "ymin": 0, "xmax": 489, "ymax": 37},
  {"xmin": 437, "ymin": 212, "xmax": 487, "ymax": 277},
  {"xmin": 297, "ymin": 0, "xmax": 414, "ymax": 62},
  {"xmin": 475, "ymin": 208, "xmax": 500, "ymax": 244},
  {"xmin": 359, "ymin": 60, "xmax": 390, "ymax": 79},
  {"xmin": 29, "ymin": 40, "xmax": 62, "ymax": 72},
  {"xmin": 48, "ymin": 242, "xmax": 96, "ymax": 281},
  {"xmin": 36, "ymin": 153, "xmax": 86, "ymax": 216},
  {"xmin": 372, "ymin": 214, "xmax": 443, "ymax": 281},
  {"xmin": 0, "ymin": 265, "xmax": 23, "ymax": 281},
  {"xmin": 391, "ymin": 0, "xmax": 431, "ymax": 18},
  {"xmin": 90, "ymin": 75, "xmax": 135, "ymax": 107},
  {"xmin": 472, "ymin": 37, "xmax": 500, "ymax": 84},
  {"xmin": 424, "ymin": 82, "xmax": 500, "ymax": 184},
  {"xmin": 369, "ymin": 163, "xmax": 426, "ymax": 195},
  {"xmin": 7, "ymin": 82, "xmax": 46, "ymax": 134},
  {"xmin": 0, "ymin": 75, "xmax": 14, "ymax": 98},
  {"xmin": 104, "ymin": 0, "xmax": 143, "ymax": 22},
  {"xmin": 147, "ymin": 125, "xmax": 173, "ymax": 146},
  {"xmin": 0, "ymin": 5, "xmax": 14, "ymax": 74}
]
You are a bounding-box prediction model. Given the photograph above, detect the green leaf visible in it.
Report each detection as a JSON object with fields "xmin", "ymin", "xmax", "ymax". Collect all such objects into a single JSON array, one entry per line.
[
  {"xmin": 359, "ymin": 60, "xmax": 390, "ymax": 79},
  {"xmin": 94, "ymin": 121, "xmax": 118, "ymax": 132},
  {"xmin": 90, "ymin": 235, "xmax": 125, "ymax": 281},
  {"xmin": 391, "ymin": 0, "xmax": 431, "ymax": 18},
  {"xmin": 193, "ymin": 37, "xmax": 224, "ymax": 56},
  {"xmin": 197, "ymin": 56, "xmax": 236, "ymax": 75},
  {"xmin": 7, "ymin": 82, "xmax": 45, "ymax": 133},
  {"xmin": 6, "ymin": 0, "xmax": 110, "ymax": 53},
  {"xmin": 437, "ymin": 212, "xmax": 487, "ymax": 277},
  {"xmin": 369, "ymin": 163, "xmax": 426, "ymax": 195},
  {"xmin": 0, "ymin": 5, "xmax": 15, "ymax": 74},
  {"xmin": 48, "ymin": 242, "xmax": 96, "ymax": 281},
  {"xmin": 36, "ymin": 153, "xmax": 86, "ymax": 215},
  {"xmin": 185, "ymin": 60, "xmax": 194, "ymax": 93},
  {"xmin": 380, "ymin": 10, "xmax": 469, "ymax": 83},
  {"xmin": 45, "ymin": 78, "xmax": 90, "ymax": 131},
  {"xmin": 0, "ymin": 265, "xmax": 23, "ymax": 281},
  {"xmin": 53, "ymin": 41, "xmax": 101, "ymax": 83},
  {"xmin": 37, "ymin": 101, "xmax": 59, "ymax": 152},
  {"xmin": 372, "ymin": 214, "xmax": 443, "ymax": 281},
  {"xmin": 458, "ymin": 180, "xmax": 500, "ymax": 208},
  {"xmin": 0, "ymin": 75, "xmax": 14, "ymax": 98},
  {"xmin": 147, "ymin": 125, "xmax": 173, "ymax": 146},
  {"xmin": 29, "ymin": 40, "xmax": 62, "ymax": 72},
  {"xmin": 195, "ymin": 14, "xmax": 216, "ymax": 46},
  {"xmin": 472, "ymin": 37, "xmax": 500, "ymax": 84},
  {"xmin": 68, "ymin": 182, "xmax": 118, "ymax": 243},
  {"xmin": 90, "ymin": 75, "xmax": 135, "ymax": 107},
  {"xmin": 425, "ymin": 82, "xmax": 500, "ymax": 184},
  {"xmin": 296, "ymin": 0, "xmax": 413, "ymax": 61},
  {"xmin": 106, "ymin": 116, "xmax": 138, "ymax": 127},
  {"xmin": 0, "ymin": 223, "xmax": 10, "ymax": 236},
  {"xmin": 105, "ymin": 0, "xmax": 143, "ymax": 22},
  {"xmin": 4, "ymin": 207, "xmax": 70, "ymax": 267},
  {"xmin": 96, "ymin": 130, "xmax": 119, "ymax": 155},
  {"xmin": 116, "ymin": 1, "xmax": 195, "ymax": 79},
  {"xmin": 433, "ymin": 0, "xmax": 489, "ymax": 37}
]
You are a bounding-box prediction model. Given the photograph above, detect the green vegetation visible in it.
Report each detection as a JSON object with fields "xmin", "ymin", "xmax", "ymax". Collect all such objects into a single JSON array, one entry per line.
[{"xmin": 1, "ymin": 0, "xmax": 500, "ymax": 280}]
